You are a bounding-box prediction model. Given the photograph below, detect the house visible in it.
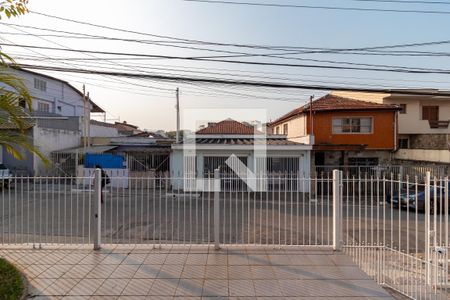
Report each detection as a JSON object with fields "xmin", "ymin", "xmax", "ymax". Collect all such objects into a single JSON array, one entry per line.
[
  {"xmin": 332, "ymin": 90, "xmax": 450, "ymax": 164},
  {"xmin": 269, "ymin": 94, "xmax": 400, "ymax": 171},
  {"xmin": 0, "ymin": 67, "xmax": 104, "ymax": 175},
  {"xmin": 170, "ymin": 119, "xmax": 312, "ymax": 191},
  {"xmin": 53, "ymin": 130, "xmax": 172, "ymax": 177}
]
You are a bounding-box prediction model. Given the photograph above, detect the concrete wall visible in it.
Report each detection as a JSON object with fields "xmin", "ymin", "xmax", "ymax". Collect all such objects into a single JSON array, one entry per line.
[
  {"xmin": 33, "ymin": 126, "xmax": 81, "ymax": 175},
  {"xmin": 331, "ymin": 91, "xmax": 387, "ymax": 103},
  {"xmin": 90, "ymin": 124, "xmax": 120, "ymax": 138},
  {"xmin": 386, "ymin": 98, "xmax": 450, "ymax": 135},
  {"xmin": 408, "ymin": 134, "xmax": 449, "ymax": 150},
  {"xmin": 395, "ymin": 149, "xmax": 450, "ymax": 163},
  {"xmin": 170, "ymin": 148, "xmax": 311, "ymax": 190}
]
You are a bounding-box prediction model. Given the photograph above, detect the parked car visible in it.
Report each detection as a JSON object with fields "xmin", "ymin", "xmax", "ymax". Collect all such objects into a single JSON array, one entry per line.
[
  {"xmin": 386, "ymin": 184, "xmax": 449, "ymax": 213},
  {"xmin": 0, "ymin": 164, "xmax": 12, "ymax": 189}
]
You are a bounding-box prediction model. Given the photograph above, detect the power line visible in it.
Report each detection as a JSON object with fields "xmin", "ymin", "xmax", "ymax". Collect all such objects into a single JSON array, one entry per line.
[
  {"xmin": 183, "ymin": 0, "xmax": 450, "ymax": 14},
  {"xmin": 10, "ymin": 49, "xmax": 450, "ymax": 87},
  {"xmin": 5, "ymin": 28, "xmax": 450, "ymax": 58},
  {"xmin": 315, "ymin": 0, "xmax": 450, "ymax": 4},
  {"xmin": 29, "ymin": 11, "xmax": 450, "ymax": 54},
  {"xmin": 14, "ymin": 63, "xmax": 450, "ymax": 97},
  {"xmin": 4, "ymin": 42, "xmax": 450, "ymax": 74}
]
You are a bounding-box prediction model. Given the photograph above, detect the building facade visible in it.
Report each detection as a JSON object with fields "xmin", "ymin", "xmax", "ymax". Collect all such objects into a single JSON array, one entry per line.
[
  {"xmin": 170, "ymin": 119, "xmax": 312, "ymax": 191},
  {"xmin": 269, "ymin": 94, "xmax": 400, "ymax": 171},
  {"xmin": 332, "ymin": 90, "xmax": 450, "ymax": 164},
  {"xmin": 0, "ymin": 67, "xmax": 104, "ymax": 175}
]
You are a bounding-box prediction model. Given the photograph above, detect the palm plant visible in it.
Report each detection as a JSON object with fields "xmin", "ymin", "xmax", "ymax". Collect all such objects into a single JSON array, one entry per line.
[
  {"xmin": 0, "ymin": 0, "xmax": 48, "ymax": 164},
  {"xmin": 0, "ymin": 46, "xmax": 48, "ymax": 163}
]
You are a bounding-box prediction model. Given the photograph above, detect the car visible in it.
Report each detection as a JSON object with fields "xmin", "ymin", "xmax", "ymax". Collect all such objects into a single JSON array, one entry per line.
[
  {"xmin": 386, "ymin": 184, "xmax": 449, "ymax": 213},
  {"xmin": 0, "ymin": 164, "xmax": 12, "ymax": 189}
]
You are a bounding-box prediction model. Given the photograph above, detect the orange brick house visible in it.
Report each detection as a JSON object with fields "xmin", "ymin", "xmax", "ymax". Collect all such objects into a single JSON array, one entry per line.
[{"xmin": 269, "ymin": 94, "xmax": 401, "ymax": 168}]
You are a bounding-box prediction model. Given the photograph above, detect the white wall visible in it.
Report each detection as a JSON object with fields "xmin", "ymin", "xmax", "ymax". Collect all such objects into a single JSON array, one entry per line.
[
  {"xmin": 0, "ymin": 69, "xmax": 89, "ymax": 117},
  {"xmin": 90, "ymin": 124, "xmax": 121, "ymax": 137},
  {"xmin": 385, "ymin": 98, "xmax": 450, "ymax": 134},
  {"xmin": 33, "ymin": 126, "xmax": 81, "ymax": 175},
  {"xmin": 170, "ymin": 147, "xmax": 311, "ymax": 191},
  {"xmin": 273, "ymin": 115, "xmax": 307, "ymax": 139},
  {"xmin": 395, "ymin": 149, "xmax": 450, "ymax": 163}
]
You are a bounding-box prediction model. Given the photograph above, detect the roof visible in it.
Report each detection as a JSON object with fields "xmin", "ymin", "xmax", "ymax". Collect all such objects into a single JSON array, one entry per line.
[
  {"xmin": 193, "ymin": 137, "xmax": 301, "ymax": 145},
  {"xmin": 52, "ymin": 145, "xmax": 118, "ymax": 154},
  {"xmin": 111, "ymin": 145, "xmax": 171, "ymax": 153},
  {"xmin": 130, "ymin": 131, "xmax": 169, "ymax": 139},
  {"xmin": 90, "ymin": 120, "xmax": 116, "ymax": 128},
  {"xmin": 271, "ymin": 94, "xmax": 400, "ymax": 126},
  {"xmin": 11, "ymin": 66, "xmax": 104, "ymax": 113},
  {"xmin": 114, "ymin": 121, "xmax": 141, "ymax": 133},
  {"xmin": 196, "ymin": 119, "xmax": 262, "ymax": 135}
]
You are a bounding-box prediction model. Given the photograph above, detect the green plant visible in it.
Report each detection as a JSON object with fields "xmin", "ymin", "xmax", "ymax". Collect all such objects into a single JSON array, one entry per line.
[{"xmin": 0, "ymin": 258, "xmax": 24, "ymax": 300}]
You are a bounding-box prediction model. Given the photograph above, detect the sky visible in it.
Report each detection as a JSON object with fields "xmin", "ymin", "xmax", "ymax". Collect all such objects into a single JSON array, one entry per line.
[{"xmin": 2, "ymin": 0, "xmax": 450, "ymax": 131}]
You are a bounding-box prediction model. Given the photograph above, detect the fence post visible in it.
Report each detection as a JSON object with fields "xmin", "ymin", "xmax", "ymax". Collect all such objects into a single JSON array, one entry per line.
[
  {"xmin": 93, "ymin": 168, "xmax": 102, "ymax": 250},
  {"xmin": 214, "ymin": 168, "xmax": 220, "ymax": 250},
  {"xmin": 333, "ymin": 169, "xmax": 342, "ymax": 251},
  {"xmin": 425, "ymin": 171, "xmax": 431, "ymax": 285}
]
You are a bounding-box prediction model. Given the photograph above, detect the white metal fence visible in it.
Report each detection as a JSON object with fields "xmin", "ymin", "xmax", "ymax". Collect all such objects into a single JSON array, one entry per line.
[
  {"xmin": 0, "ymin": 170, "xmax": 448, "ymax": 299},
  {"xmin": 340, "ymin": 172, "xmax": 449, "ymax": 300}
]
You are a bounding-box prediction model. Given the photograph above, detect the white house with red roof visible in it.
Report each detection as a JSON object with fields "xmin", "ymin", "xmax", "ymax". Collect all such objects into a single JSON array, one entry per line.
[{"xmin": 170, "ymin": 119, "xmax": 312, "ymax": 191}]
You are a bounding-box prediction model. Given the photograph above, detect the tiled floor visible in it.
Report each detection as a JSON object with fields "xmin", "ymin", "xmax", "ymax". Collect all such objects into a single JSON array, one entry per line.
[{"xmin": 1, "ymin": 245, "xmax": 394, "ymax": 299}]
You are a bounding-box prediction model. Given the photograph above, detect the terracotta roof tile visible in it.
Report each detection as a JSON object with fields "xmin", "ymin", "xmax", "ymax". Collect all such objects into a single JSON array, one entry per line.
[
  {"xmin": 271, "ymin": 94, "xmax": 400, "ymax": 126},
  {"xmin": 196, "ymin": 119, "xmax": 258, "ymax": 135}
]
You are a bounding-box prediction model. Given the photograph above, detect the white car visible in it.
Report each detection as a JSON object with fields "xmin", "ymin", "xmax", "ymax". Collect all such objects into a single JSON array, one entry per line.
[{"xmin": 0, "ymin": 164, "xmax": 12, "ymax": 189}]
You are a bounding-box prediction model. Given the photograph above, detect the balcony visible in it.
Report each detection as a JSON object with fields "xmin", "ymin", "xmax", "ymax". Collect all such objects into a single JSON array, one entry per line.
[{"xmin": 428, "ymin": 120, "xmax": 450, "ymax": 128}]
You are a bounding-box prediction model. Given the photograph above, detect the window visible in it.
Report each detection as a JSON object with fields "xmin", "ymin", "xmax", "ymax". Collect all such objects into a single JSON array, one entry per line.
[
  {"xmin": 283, "ymin": 124, "xmax": 288, "ymax": 135},
  {"xmin": 399, "ymin": 138, "xmax": 409, "ymax": 149},
  {"xmin": 399, "ymin": 104, "xmax": 407, "ymax": 114},
  {"xmin": 37, "ymin": 102, "xmax": 50, "ymax": 112},
  {"xmin": 422, "ymin": 106, "xmax": 439, "ymax": 121},
  {"xmin": 34, "ymin": 78, "xmax": 47, "ymax": 91},
  {"xmin": 275, "ymin": 126, "xmax": 280, "ymax": 134},
  {"xmin": 332, "ymin": 117, "xmax": 372, "ymax": 134}
]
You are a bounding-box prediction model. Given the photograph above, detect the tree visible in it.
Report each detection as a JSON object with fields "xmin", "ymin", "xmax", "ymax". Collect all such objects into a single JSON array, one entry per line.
[
  {"xmin": 0, "ymin": 0, "xmax": 48, "ymax": 163},
  {"xmin": 0, "ymin": 0, "xmax": 28, "ymax": 19}
]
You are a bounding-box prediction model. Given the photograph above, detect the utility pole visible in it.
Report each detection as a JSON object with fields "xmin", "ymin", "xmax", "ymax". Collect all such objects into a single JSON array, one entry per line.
[
  {"xmin": 309, "ymin": 95, "xmax": 314, "ymax": 136},
  {"xmin": 176, "ymin": 88, "xmax": 180, "ymax": 143},
  {"xmin": 87, "ymin": 92, "xmax": 91, "ymax": 148},
  {"xmin": 83, "ymin": 85, "xmax": 87, "ymax": 150}
]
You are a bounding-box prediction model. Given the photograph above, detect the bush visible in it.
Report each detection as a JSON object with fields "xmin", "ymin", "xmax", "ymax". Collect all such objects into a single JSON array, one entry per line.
[{"xmin": 0, "ymin": 258, "xmax": 24, "ymax": 300}]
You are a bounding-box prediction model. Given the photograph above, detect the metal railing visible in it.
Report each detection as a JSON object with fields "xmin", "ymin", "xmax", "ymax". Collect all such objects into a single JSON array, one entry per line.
[
  {"xmin": 0, "ymin": 170, "xmax": 448, "ymax": 299},
  {"xmin": 340, "ymin": 172, "xmax": 449, "ymax": 300}
]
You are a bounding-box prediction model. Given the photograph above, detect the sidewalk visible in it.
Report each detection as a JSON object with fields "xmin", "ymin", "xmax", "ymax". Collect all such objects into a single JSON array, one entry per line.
[{"xmin": 1, "ymin": 245, "xmax": 394, "ymax": 299}]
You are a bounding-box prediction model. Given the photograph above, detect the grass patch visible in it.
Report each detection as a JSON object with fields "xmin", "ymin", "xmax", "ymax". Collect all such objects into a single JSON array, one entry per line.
[{"xmin": 0, "ymin": 258, "xmax": 24, "ymax": 300}]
